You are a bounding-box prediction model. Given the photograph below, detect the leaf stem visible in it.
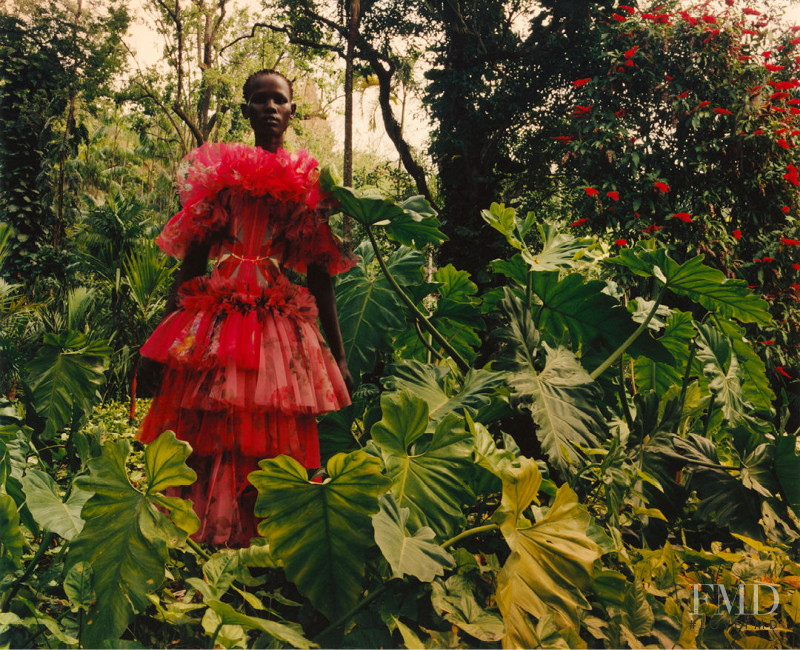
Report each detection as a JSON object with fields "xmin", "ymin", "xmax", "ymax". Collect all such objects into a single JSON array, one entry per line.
[
  {"xmin": 1, "ymin": 532, "xmax": 55, "ymax": 612},
  {"xmin": 618, "ymin": 361, "xmax": 634, "ymax": 432},
  {"xmin": 590, "ymin": 283, "xmax": 668, "ymax": 380},
  {"xmin": 186, "ymin": 537, "xmax": 211, "ymax": 561},
  {"xmin": 441, "ymin": 523, "xmax": 499, "ymax": 549},
  {"xmin": 311, "ymin": 579, "xmax": 399, "ymax": 643},
  {"xmin": 365, "ymin": 226, "xmax": 470, "ymax": 373}
]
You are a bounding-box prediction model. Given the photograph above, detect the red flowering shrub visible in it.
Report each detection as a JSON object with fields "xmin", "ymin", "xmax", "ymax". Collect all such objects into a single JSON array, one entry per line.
[{"xmin": 541, "ymin": 0, "xmax": 800, "ymax": 377}]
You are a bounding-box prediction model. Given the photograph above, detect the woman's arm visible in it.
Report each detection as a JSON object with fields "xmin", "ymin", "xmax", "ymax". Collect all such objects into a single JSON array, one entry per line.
[
  {"xmin": 307, "ymin": 263, "xmax": 354, "ymax": 396},
  {"xmin": 163, "ymin": 240, "xmax": 211, "ymax": 315}
]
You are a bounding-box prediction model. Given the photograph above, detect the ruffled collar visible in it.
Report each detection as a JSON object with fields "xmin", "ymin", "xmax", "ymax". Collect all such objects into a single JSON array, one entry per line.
[{"xmin": 177, "ymin": 142, "xmax": 324, "ymax": 208}]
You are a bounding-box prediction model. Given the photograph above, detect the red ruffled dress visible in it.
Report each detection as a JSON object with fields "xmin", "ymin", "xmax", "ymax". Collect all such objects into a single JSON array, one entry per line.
[{"xmin": 138, "ymin": 143, "xmax": 356, "ymax": 546}]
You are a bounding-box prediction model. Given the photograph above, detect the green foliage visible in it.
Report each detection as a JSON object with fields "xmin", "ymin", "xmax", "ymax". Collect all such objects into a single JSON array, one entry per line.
[
  {"xmin": 20, "ymin": 469, "xmax": 90, "ymax": 541},
  {"xmin": 372, "ymin": 494, "xmax": 455, "ymax": 582},
  {"xmin": 494, "ymin": 459, "xmax": 603, "ymax": 645},
  {"xmin": 495, "ymin": 290, "xmax": 607, "ymax": 475},
  {"xmin": 65, "ymin": 431, "xmax": 199, "ymax": 647},
  {"xmin": 371, "ymin": 390, "xmax": 475, "ymax": 538},
  {"xmin": 336, "ymin": 243, "xmax": 422, "ymax": 383},
  {"xmin": 609, "ymin": 245, "xmax": 771, "ymax": 326},
  {"xmin": 250, "ymin": 451, "xmax": 391, "ymax": 621},
  {"xmin": 25, "ymin": 331, "xmax": 111, "ymax": 439}
]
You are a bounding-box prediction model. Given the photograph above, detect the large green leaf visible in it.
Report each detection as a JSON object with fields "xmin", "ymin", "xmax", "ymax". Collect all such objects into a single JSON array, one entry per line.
[
  {"xmin": 21, "ymin": 468, "xmax": 91, "ymax": 540},
  {"xmin": 694, "ymin": 323, "xmax": 750, "ymax": 425},
  {"xmin": 25, "ymin": 331, "xmax": 111, "ymax": 438},
  {"xmin": 494, "ymin": 460, "xmax": 602, "ymax": 646},
  {"xmin": 634, "ymin": 310, "xmax": 695, "ymax": 395},
  {"xmin": 372, "ymin": 493, "xmax": 455, "ymax": 582},
  {"xmin": 371, "ymin": 390, "xmax": 475, "ymax": 538},
  {"xmin": 386, "ymin": 195, "xmax": 447, "ymax": 248},
  {"xmin": 0, "ymin": 493, "xmax": 24, "ymax": 567},
  {"xmin": 205, "ymin": 600, "xmax": 316, "ymax": 649},
  {"xmin": 250, "ymin": 451, "xmax": 390, "ymax": 621},
  {"xmin": 716, "ymin": 318, "xmax": 775, "ymax": 415},
  {"xmin": 482, "ymin": 204, "xmax": 591, "ymax": 270},
  {"xmin": 673, "ymin": 434, "xmax": 763, "ymax": 538},
  {"xmin": 320, "ymin": 172, "xmax": 445, "ymax": 248},
  {"xmin": 608, "ymin": 246, "xmax": 771, "ymax": 325},
  {"xmin": 393, "ymin": 264, "xmax": 484, "ymax": 362},
  {"xmin": 65, "ymin": 431, "xmax": 199, "ymax": 647},
  {"xmin": 530, "ymin": 271, "xmax": 671, "ymax": 363},
  {"xmin": 775, "ymin": 436, "xmax": 800, "ymax": 514},
  {"xmin": 382, "ymin": 359, "xmax": 507, "ymax": 427},
  {"xmin": 496, "ymin": 291, "xmax": 607, "ymax": 475},
  {"xmin": 336, "ymin": 243, "xmax": 423, "ymax": 382},
  {"xmin": 431, "ymin": 575, "xmax": 505, "ymax": 642}
]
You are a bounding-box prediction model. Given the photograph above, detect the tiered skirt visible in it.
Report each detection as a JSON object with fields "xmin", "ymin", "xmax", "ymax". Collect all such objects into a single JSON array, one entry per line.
[{"xmin": 138, "ymin": 272, "xmax": 350, "ymax": 546}]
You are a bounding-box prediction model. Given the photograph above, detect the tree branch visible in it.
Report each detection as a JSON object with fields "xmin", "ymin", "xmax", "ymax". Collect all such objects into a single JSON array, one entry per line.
[{"xmin": 219, "ymin": 22, "xmax": 343, "ymax": 56}]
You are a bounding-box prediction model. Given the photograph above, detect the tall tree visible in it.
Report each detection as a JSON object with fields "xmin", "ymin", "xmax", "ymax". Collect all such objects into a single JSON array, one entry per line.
[{"xmin": 0, "ymin": 1, "xmax": 129, "ymax": 281}]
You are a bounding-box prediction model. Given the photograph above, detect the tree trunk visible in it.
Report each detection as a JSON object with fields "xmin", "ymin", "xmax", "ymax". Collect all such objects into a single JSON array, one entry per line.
[{"xmin": 342, "ymin": 0, "xmax": 360, "ymax": 245}]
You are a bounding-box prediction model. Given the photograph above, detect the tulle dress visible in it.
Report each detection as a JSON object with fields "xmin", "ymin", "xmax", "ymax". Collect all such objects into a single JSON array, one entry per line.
[{"xmin": 138, "ymin": 143, "xmax": 356, "ymax": 546}]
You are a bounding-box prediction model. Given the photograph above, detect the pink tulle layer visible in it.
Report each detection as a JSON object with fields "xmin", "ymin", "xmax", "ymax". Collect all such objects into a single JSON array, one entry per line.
[
  {"xmin": 165, "ymin": 451, "xmax": 263, "ymax": 547},
  {"xmin": 140, "ymin": 275, "xmax": 349, "ymax": 415}
]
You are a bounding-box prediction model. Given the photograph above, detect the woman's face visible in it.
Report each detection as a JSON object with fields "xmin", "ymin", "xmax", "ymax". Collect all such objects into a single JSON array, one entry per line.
[{"xmin": 242, "ymin": 74, "xmax": 295, "ymax": 149}]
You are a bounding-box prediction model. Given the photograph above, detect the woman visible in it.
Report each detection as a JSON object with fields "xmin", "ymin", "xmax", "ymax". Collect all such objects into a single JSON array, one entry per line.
[{"xmin": 138, "ymin": 69, "xmax": 356, "ymax": 546}]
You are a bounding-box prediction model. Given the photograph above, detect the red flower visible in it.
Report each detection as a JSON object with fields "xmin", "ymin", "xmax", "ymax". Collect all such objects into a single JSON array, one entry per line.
[
  {"xmin": 762, "ymin": 50, "xmax": 773, "ymax": 59},
  {"xmin": 793, "ymin": 263, "xmax": 800, "ymax": 271},
  {"xmin": 790, "ymin": 99, "xmax": 800, "ymax": 105},
  {"xmin": 754, "ymin": 129, "xmax": 764, "ymax": 135},
  {"xmin": 701, "ymin": 14, "xmax": 717, "ymax": 23},
  {"xmin": 697, "ymin": 100, "xmax": 711, "ymax": 108},
  {"xmin": 677, "ymin": 90, "xmax": 690, "ymax": 98},
  {"xmin": 614, "ymin": 238, "xmax": 628, "ymax": 246},
  {"xmin": 776, "ymin": 128, "xmax": 788, "ymax": 134},
  {"xmin": 573, "ymin": 105, "xmax": 594, "ymax": 117},
  {"xmin": 781, "ymin": 237, "xmax": 800, "ymax": 245},
  {"xmin": 743, "ymin": 7, "xmax": 761, "ymax": 15},
  {"xmin": 620, "ymin": 5, "xmax": 636, "ymax": 13},
  {"xmin": 654, "ymin": 181, "xmax": 670, "ymax": 193},
  {"xmin": 778, "ymin": 138, "xmax": 793, "ymax": 149},
  {"xmin": 792, "ymin": 37, "xmax": 800, "ymax": 45},
  {"xmin": 758, "ymin": 256, "xmax": 776, "ymax": 263},
  {"xmin": 679, "ymin": 11, "xmax": 698, "ymax": 25},
  {"xmin": 585, "ymin": 187, "xmax": 599, "ymax": 196},
  {"xmin": 763, "ymin": 340, "xmax": 775, "ymax": 345},
  {"xmin": 770, "ymin": 92, "xmax": 789, "ymax": 100},
  {"xmin": 733, "ymin": 229, "xmax": 742, "ymax": 239},
  {"xmin": 742, "ymin": 29, "xmax": 759, "ymax": 35},
  {"xmin": 624, "ymin": 45, "xmax": 639, "ymax": 59},
  {"xmin": 673, "ymin": 212, "xmax": 693, "ymax": 222},
  {"xmin": 569, "ymin": 217, "xmax": 590, "ymax": 227},
  {"xmin": 771, "ymin": 79, "xmax": 800, "ymax": 90},
  {"xmin": 784, "ymin": 164, "xmax": 800, "ymax": 186},
  {"xmin": 783, "ymin": 206, "xmax": 791, "ymax": 213},
  {"xmin": 765, "ymin": 63, "xmax": 785, "ymax": 72},
  {"xmin": 553, "ymin": 136, "xmax": 575, "ymax": 142},
  {"xmin": 572, "ymin": 77, "xmax": 592, "ymax": 87},
  {"xmin": 738, "ymin": 55, "xmax": 753, "ymax": 61},
  {"xmin": 714, "ymin": 107, "xmax": 734, "ymax": 115},
  {"xmin": 625, "ymin": 59, "xmax": 635, "ymax": 68},
  {"xmin": 642, "ymin": 224, "xmax": 662, "ymax": 234},
  {"xmin": 607, "ymin": 190, "xmax": 620, "ymax": 200},
  {"xmin": 614, "ymin": 109, "xmax": 626, "ymax": 118},
  {"xmin": 792, "ymin": 108, "xmax": 800, "ymax": 115},
  {"xmin": 776, "ymin": 366, "xmax": 792, "ymax": 379}
]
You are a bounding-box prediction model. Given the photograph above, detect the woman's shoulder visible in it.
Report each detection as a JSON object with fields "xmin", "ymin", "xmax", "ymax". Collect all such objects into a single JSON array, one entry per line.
[{"xmin": 177, "ymin": 142, "xmax": 322, "ymax": 208}]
